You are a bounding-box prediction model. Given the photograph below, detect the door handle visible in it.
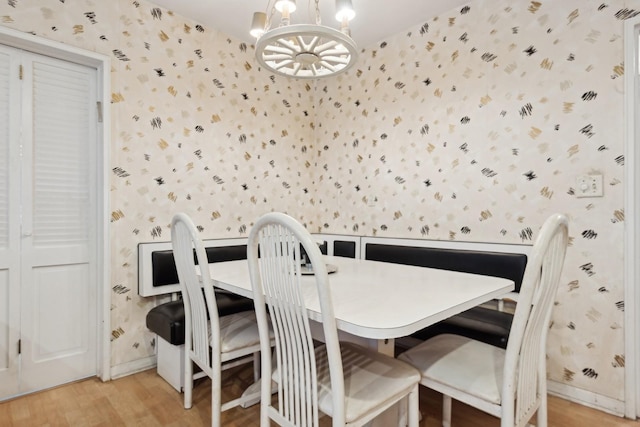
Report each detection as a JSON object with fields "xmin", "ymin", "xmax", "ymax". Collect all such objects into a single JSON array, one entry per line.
[{"xmin": 22, "ymin": 231, "xmax": 32, "ymax": 237}]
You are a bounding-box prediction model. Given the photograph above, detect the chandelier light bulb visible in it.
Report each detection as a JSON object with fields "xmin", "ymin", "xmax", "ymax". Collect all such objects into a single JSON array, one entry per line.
[
  {"xmin": 250, "ymin": 12, "xmax": 267, "ymax": 38},
  {"xmin": 335, "ymin": 0, "xmax": 355, "ymax": 22},
  {"xmin": 274, "ymin": 0, "xmax": 297, "ymax": 14}
]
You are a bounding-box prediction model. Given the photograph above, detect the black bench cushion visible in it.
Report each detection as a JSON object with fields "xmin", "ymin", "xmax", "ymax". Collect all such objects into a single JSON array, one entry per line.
[
  {"xmin": 151, "ymin": 244, "xmax": 248, "ymax": 288},
  {"xmin": 411, "ymin": 306, "xmax": 513, "ymax": 349},
  {"xmin": 146, "ymin": 300, "xmax": 185, "ymax": 345},
  {"xmin": 334, "ymin": 240, "xmax": 357, "ymax": 258},
  {"xmin": 302, "ymin": 240, "xmax": 356, "ymax": 259},
  {"xmin": 146, "ymin": 291, "xmax": 254, "ymax": 346},
  {"xmin": 364, "ymin": 244, "xmax": 527, "ymax": 292}
]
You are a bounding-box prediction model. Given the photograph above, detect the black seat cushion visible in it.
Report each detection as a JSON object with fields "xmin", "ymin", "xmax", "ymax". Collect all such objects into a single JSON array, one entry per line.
[
  {"xmin": 146, "ymin": 291, "xmax": 254, "ymax": 346},
  {"xmin": 146, "ymin": 300, "xmax": 185, "ymax": 345},
  {"xmin": 410, "ymin": 306, "xmax": 513, "ymax": 349}
]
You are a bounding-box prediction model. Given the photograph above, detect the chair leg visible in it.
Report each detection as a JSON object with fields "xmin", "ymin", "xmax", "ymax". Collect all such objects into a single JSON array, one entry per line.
[
  {"xmin": 253, "ymin": 352, "xmax": 260, "ymax": 382},
  {"xmin": 184, "ymin": 358, "xmax": 193, "ymax": 409},
  {"xmin": 397, "ymin": 394, "xmax": 408, "ymax": 427},
  {"xmin": 442, "ymin": 394, "xmax": 452, "ymax": 427},
  {"xmin": 537, "ymin": 368, "xmax": 548, "ymax": 427},
  {"xmin": 408, "ymin": 384, "xmax": 420, "ymax": 427},
  {"xmin": 212, "ymin": 374, "xmax": 221, "ymax": 427},
  {"xmin": 537, "ymin": 396, "xmax": 548, "ymax": 427}
]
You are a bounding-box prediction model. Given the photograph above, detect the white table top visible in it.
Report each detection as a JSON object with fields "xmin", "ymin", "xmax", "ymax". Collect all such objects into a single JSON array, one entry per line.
[{"xmin": 209, "ymin": 256, "xmax": 514, "ymax": 340}]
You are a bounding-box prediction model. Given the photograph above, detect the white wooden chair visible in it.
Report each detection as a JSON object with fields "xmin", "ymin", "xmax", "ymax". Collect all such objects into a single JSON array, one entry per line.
[
  {"xmin": 247, "ymin": 212, "xmax": 421, "ymax": 427},
  {"xmin": 171, "ymin": 213, "xmax": 267, "ymax": 426},
  {"xmin": 399, "ymin": 213, "xmax": 569, "ymax": 427}
]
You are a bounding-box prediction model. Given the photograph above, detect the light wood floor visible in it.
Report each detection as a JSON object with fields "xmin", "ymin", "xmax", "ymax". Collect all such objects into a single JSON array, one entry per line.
[{"xmin": 1, "ymin": 364, "xmax": 639, "ymax": 427}]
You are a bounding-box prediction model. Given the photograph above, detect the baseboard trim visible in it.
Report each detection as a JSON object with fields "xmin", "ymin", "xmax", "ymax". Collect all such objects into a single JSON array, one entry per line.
[
  {"xmin": 110, "ymin": 356, "xmax": 157, "ymax": 380},
  {"xmin": 548, "ymin": 380, "xmax": 627, "ymax": 418}
]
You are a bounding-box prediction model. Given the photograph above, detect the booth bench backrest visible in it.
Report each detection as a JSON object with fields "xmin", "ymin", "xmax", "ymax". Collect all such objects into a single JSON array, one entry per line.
[
  {"xmin": 139, "ymin": 234, "xmax": 528, "ymax": 298},
  {"xmin": 364, "ymin": 243, "xmax": 528, "ymax": 293},
  {"xmin": 139, "ymin": 238, "xmax": 249, "ymax": 297},
  {"xmin": 138, "ymin": 235, "xmax": 360, "ymax": 297}
]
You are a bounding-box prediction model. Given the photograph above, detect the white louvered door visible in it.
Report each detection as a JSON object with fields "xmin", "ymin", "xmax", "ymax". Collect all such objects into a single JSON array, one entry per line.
[
  {"xmin": 0, "ymin": 45, "xmax": 21, "ymax": 399},
  {"xmin": 0, "ymin": 46, "xmax": 98, "ymax": 399}
]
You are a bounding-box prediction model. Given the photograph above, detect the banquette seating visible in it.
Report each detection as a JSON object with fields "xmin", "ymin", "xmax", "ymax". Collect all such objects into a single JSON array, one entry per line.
[{"xmin": 139, "ymin": 234, "xmax": 528, "ymax": 391}]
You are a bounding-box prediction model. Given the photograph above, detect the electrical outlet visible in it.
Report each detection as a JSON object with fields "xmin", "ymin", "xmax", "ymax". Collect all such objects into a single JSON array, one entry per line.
[{"xmin": 576, "ymin": 174, "xmax": 603, "ymax": 198}]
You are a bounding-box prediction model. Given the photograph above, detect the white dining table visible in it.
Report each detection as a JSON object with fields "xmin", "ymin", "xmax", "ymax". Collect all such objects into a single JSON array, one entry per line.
[
  {"xmin": 208, "ymin": 255, "xmax": 514, "ymax": 355},
  {"xmin": 207, "ymin": 255, "xmax": 514, "ymax": 425}
]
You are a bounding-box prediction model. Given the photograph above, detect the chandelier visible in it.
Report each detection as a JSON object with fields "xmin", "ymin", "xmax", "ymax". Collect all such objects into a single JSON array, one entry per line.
[{"xmin": 250, "ymin": 0, "xmax": 358, "ymax": 79}]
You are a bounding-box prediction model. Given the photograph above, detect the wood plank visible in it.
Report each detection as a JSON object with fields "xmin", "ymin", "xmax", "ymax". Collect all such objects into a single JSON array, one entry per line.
[{"xmin": 0, "ymin": 364, "xmax": 637, "ymax": 426}]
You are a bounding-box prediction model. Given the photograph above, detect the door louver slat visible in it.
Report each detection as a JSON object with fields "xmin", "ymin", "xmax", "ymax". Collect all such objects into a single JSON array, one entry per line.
[{"xmin": 32, "ymin": 62, "xmax": 91, "ymax": 247}]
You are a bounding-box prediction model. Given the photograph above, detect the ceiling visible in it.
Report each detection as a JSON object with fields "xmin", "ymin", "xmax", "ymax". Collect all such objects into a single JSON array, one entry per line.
[{"xmin": 148, "ymin": 0, "xmax": 470, "ymax": 48}]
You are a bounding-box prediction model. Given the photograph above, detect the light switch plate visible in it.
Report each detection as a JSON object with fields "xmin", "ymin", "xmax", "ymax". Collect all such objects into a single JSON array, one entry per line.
[{"xmin": 576, "ymin": 174, "xmax": 603, "ymax": 198}]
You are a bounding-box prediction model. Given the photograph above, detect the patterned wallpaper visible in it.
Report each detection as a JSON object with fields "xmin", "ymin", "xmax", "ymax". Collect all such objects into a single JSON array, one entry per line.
[
  {"xmin": 0, "ymin": 0, "xmax": 314, "ymax": 372},
  {"xmin": 0, "ymin": 0, "xmax": 637, "ymax": 405},
  {"xmin": 315, "ymin": 0, "xmax": 634, "ymax": 402}
]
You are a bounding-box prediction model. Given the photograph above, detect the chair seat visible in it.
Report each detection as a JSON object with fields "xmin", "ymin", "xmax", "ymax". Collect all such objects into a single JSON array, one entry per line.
[
  {"xmin": 216, "ymin": 311, "xmax": 263, "ymax": 353},
  {"xmin": 314, "ymin": 342, "xmax": 420, "ymax": 423},
  {"xmin": 399, "ymin": 334, "xmax": 505, "ymax": 405}
]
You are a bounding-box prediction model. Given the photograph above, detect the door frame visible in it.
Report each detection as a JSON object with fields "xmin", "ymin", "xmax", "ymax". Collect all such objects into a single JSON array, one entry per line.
[
  {"xmin": 0, "ymin": 25, "xmax": 111, "ymax": 382},
  {"xmin": 624, "ymin": 15, "xmax": 640, "ymax": 419}
]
